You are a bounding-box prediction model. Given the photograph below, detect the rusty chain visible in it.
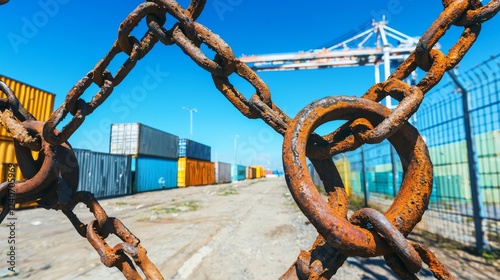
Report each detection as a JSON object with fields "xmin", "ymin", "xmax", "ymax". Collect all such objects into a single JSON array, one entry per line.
[{"xmin": 1, "ymin": 0, "xmax": 500, "ymax": 279}]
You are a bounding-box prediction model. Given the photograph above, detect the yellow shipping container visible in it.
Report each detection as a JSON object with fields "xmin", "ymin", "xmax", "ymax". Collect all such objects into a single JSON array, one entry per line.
[
  {"xmin": 178, "ymin": 157, "xmax": 215, "ymax": 187},
  {"xmin": 0, "ymin": 139, "xmax": 24, "ymax": 182},
  {"xmin": 0, "ymin": 75, "xmax": 55, "ymax": 138},
  {"xmin": 252, "ymin": 165, "xmax": 266, "ymax": 178}
]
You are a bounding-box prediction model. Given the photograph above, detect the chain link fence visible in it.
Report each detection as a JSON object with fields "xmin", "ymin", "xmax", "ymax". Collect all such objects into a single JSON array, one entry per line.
[{"xmin": 332, "ymin": 54, "xmax": 500, "ymax": 252}]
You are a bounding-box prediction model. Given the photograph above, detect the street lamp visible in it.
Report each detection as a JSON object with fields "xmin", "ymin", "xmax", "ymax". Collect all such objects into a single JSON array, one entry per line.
[
  {"xmin": 182, "ymin": 106, "xmax": 197, "ymax": 138},
  {"xmin": 231, "ymin": 134, "xmax": 239, "ymax": 165}
]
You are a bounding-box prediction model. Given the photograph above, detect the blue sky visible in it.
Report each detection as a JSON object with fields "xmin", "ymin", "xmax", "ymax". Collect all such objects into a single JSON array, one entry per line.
[{"xmin": 1, "ymin": 0, "xmax": 499, "ymax": 171}]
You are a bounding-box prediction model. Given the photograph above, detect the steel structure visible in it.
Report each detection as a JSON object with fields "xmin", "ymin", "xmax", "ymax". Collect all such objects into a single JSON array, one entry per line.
[{"xmin": 240, "ymin": 18, "xmax": 427, "ymax": 108}]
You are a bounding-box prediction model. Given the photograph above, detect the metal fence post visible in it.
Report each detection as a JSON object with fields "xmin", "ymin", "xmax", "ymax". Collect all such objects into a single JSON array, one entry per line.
[
  {"xmin": 361, "ymin": 146, "xmax": 369, "ymax": 207},
  {"xmin": 448, "ymin": 70, "xmax": 487, "ymax": 252},
  {"xmin": 390, "ymin": 146, "xmax": 398, "ymax": 197}
]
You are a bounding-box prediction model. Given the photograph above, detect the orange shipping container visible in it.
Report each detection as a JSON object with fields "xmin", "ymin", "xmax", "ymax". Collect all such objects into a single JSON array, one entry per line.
[
  {"xmin": 178, "ymin": 157, "xmax": 215, "ymax": 187},
  {"xmin": 246, "ymin": 166, "xmax": 257, "ymax": 179},
  {"xmin": 0, "ymin": 75, "xmax": 55, "ymax": 139}
]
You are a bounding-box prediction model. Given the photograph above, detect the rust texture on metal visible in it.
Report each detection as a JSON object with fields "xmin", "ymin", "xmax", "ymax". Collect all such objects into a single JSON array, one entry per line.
[
  {"xmin": 1, "ymin": 0, "xmax": 499, "ymax": 279},
  {"xmin": 62, "ymin": 192, "xmax": 164, "ymax": 280}
]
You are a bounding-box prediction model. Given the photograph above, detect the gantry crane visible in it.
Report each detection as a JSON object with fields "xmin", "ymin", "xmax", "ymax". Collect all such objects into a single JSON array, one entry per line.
[{"xmin": 239, "ymin": 18, "xmax": 429, "ymax": 108}]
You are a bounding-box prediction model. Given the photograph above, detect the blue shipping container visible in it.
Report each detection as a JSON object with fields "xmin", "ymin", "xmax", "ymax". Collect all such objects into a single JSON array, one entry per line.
[
  {"xmin": 178, "ymin": 138, "xmax": 211, "ymax": 161},
  {"xmin": 74, "ymin": 149, "xmax": 132, "ymax": 199},
  {"xmin": 134, "ymin": 156, "xmax": 178, "ymax": 193},
  {"xmin": 231, "ymin": 164, "xmax": 247, "ymax": 181}
]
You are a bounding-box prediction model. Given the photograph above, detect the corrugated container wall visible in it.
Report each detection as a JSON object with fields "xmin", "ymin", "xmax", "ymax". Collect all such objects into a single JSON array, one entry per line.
[
  {"xmin": 246, "ymin": 166, "xmax": 257, "ymax": 179},
  {"xmin": 231, "ymin": 164, "xmax": 246, "ymax": 181},
  {"xmin": 133, "ymin": 156, "xmax": 178, "ymax": 193},
  {"xmin": 252, "ymin": 165, "xmax": 265, "ymax": 178},
  {"xmin": 178, "ymin": 138, "xmax": 211, "ymax": 161},
  {"xmin": 0, "ymin": 140, "xmax": 23, "ymax": 182},
  {"xmin": 178, "ymin": 157, "xmax": 215, "ymax": 187},
  {"xmin": 110, "ymin": 123, "xmax": 179, "ymax": 159},
  {"xmin": 74, "ymin": 149, "xmax": 132, "ymax": 199},
  {"xmin": 0, "ymin": 75, "xmax": 55, "ymax": 139},
  {"xmin": 215, "ymin": 161, "xmax": 232, "ymax": 184}
]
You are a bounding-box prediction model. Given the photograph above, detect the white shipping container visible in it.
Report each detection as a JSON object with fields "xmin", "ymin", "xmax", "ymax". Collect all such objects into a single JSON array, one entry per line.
[
  {"xmin": 215, "ymin": 161, "xmax": 232, "ymax": 184},
  {"xmin": 110, "ymin": 123, "xmax": 179, "ymax": 159}
]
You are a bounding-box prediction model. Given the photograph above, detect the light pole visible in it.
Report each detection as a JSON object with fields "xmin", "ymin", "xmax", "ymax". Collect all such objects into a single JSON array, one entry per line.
[
  {"xmin": 232, "ymin": 134, "xmax": 239, "ymax": 165},
  {"xmin": 182, "ymin": 106, "xmax": 197, "ymax": 138}
]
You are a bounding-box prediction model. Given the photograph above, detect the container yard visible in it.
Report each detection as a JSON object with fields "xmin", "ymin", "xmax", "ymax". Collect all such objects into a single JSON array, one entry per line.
[{"xmin": 2, "ymin": 2, "xmax": 499, "ymax": 279}]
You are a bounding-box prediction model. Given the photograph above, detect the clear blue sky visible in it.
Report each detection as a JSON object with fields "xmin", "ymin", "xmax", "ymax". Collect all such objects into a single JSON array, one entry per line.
[{"xmin": 1, "ymin": 0, "xmax": 499, "ymax": 170}]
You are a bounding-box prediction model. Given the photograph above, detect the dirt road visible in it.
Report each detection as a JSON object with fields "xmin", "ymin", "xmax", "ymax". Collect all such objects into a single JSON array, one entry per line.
[{"xmin": 1, "ymin": 178, "xmax": 498, "ymax": 279}]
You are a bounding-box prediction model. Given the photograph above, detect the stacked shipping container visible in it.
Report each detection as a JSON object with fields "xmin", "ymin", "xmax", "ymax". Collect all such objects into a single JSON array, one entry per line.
[
  {"xmin": 0, "ymin": 75, "xmax": 55, "ymax": 183},
  {"xmin": 110, "ymin": 123, "xmax": 178, "ymax": 158},
  {"xmin": 177, "ymin": 138, "xmax": 214, "ymax": 187},
  {"xmin": 110, "ymin": 123, "xmax": 179, "ymax": 193},
  {"xmin": 178, "ymin": 138, "xmax": 211, "ymax": 161}
]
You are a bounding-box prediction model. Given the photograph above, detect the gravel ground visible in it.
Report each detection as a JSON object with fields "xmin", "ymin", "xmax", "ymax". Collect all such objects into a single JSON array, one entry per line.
[{"xmin": 1, "ymin": 177, "xmax": 498, "ymax": 279}]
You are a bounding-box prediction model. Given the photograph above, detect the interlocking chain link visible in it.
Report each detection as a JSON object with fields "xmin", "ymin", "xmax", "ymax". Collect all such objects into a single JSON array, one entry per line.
[
  {"xmin": 62, "ymin": 192, "xmax": 163, "ymax": 280},
  {"xmin": 1, "ymin": 0, "xmax": 499, "ymax": 279}
]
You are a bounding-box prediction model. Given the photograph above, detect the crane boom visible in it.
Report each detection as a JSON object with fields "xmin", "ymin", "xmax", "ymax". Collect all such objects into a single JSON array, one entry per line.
[
  {"xmin": 239, "ymin": 19, "xmax": 428, "ymax": 73},
  {"xmin": 239, "ymin": 19, "xmax": 437, "ymax": 109}
]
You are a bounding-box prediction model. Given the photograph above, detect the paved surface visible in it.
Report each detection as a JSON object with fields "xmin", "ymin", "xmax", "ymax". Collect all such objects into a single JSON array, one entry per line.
[{"xmin": 1, "ymin": 177, "xmax": 498, "ymax": 279}]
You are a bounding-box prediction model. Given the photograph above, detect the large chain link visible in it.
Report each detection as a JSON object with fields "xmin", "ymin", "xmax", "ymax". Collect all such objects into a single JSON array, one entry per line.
[{"xmin": 1, "ymin": 0, "xmax": 499, "ymax": 279}]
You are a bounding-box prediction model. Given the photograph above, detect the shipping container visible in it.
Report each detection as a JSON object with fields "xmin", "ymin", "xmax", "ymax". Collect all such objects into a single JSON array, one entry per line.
[
  {"xmin": 215, "ymin": 161, "xmax": 231, "ymax": 184},
  {"xmin": 74, "ymin": 149, "xmax": 132, "ymax": 199},
  {"xmin": 178, "ymin": 138, "xmax": 211, "ymax": 161},
  {"xmin": 1, "ymin": 139, "xmax": 26, "ymax": 183},
  {"xmin": 0, "ymin": 75, "xmax": 55, "ymax": 139},
  {"xmin": 251, "ymin": 165, "xmax": 266, "ymax": 178},
  {"xmin": 110, "ymin": 123, "xmax": 179, "ymax": 159},
  {"xmin": 246, "ymin": 166, "xmax": 257, "ymax": 179},
  {"xmin": 231, "ymin": 164, "xmax": 246, "ymax": 181},
  {"xmin": 178, "ymin": 157, "xmax": 215, "ymax": 187},
  {"xmin": 133, "ymin": 156, "xmax": 178, "ymax": 193}
]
